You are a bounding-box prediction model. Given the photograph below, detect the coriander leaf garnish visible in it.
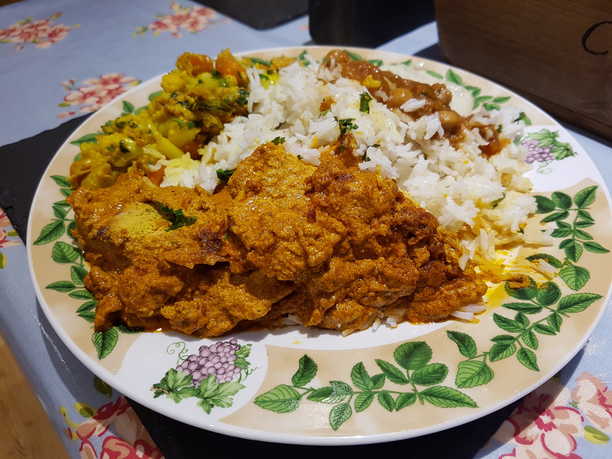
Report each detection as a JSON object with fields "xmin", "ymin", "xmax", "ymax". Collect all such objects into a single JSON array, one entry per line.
[
  {"xmin": 236, "ymin": 88, "xmax": 249, "ymax": 105},
  {"xmin": 298, "ymin": 50, "xmax": 310, "ymax": 66},
  {"xmin": 491, "ymin": 193, "xmax": 506, "ymax": 208},
  {"xmin": 345, "ymin": 50, "xmax": 363, "ymax": 61},
  {"xmin": 360, "ymin": 92, "xmax": 372, "ymax": 113},
  {"xmin": 119, "ymin": 138, "xmax": 137, "ymax": 154},
  {"xmin": 151, "ymin": 202, "xmax": 197, "ymax": 231},
  {"xmin": 337, "ymin": 118, "xmax": 359, "ymax": 135},
  {"xmin": 272, "ymin": 136, "xmax": 285, "ymax": 145},
  {"xmin": 216, "ymin": 169, "xmax": 235, "ymax": 183},
  {"xmin": 249, "ymin": 57, "xmax": 272, "ymax": 66}
]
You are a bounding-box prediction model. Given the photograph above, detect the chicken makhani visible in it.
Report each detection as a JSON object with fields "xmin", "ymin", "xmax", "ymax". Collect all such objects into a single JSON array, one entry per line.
[{"xmin": 69, "ymin": 142, "xmax": 486, "ymax": 336}]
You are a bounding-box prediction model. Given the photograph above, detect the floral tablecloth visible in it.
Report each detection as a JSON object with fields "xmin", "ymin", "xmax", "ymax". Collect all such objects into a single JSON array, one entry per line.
[{"xmin": 1, "ymin": 2, "xmax": 612, "ymax": 457}]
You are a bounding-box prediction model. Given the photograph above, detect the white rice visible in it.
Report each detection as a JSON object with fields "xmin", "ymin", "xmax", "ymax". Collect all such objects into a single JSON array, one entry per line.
[
  {"xmin": 400, "ymin": 98, "xmax": 427, "ymax": 112},
  {"xmin": 157, "ymin": 55, "xmax": 536, "ymax": 264},
  {"xmin": 461, "ymin": 304, "xmax": 487, "ymax": 313},
  {"xmin": 451, "ymin": 311, "xmax": 477, "ymax": 321}
]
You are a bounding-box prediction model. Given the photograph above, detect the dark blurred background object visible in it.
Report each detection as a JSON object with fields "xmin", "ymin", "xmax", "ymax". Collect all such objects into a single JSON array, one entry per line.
[
  {"xmin": 436, "ymin": 0, "xmax": 612, "ymax": 141},
  {"xmin": 309, "ymin": 0, "xmax": 435, "ymax": 47},
  {"xmin": 195, "ymin": 0, "xmax": 308, "ymax": 29}
]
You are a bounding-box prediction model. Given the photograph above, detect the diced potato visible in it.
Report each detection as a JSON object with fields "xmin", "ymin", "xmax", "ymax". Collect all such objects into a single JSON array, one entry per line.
[
  {"xmin": 167, "ymin": 126, "xmax": 199, "ymax": 149},
  {"xmin": 161, "ymin": 71, "xmax": 186, "ymax": 93},
  {"xmin": 154, "ymin": 132, "xmax": 184, "ymax": 159}
]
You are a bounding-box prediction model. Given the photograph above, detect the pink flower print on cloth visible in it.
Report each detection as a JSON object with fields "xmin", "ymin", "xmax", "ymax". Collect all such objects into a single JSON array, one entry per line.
[
  {"xmin": 134, "ymin": 1, "xmax": 218, "ymax": 38},
  {"xmin": 0, "ymin": 227, "xmax": 11, "ymax": 249},
  {"xmin": 0, "ymin": 209, "xmax": 11, "ymax": 229},
  {"xmin": 495, "ymin": 378, "xmax": 584, "ymax": 459},
  {"xmin": 99, "ymin": 436, "xmax": 164, "ymax": 459},
  {"xmin": 0, "ymin": 208, "xmax": 20, "ymax": 269},
  {"xmin": 58, "ymin": 74, "xmax": 140, "ymax": 119},
  {"xmin": 0, "ymin": 209, "xmax": 18, "ymax": 247},
  {"xmin": 572, "ymin": 372, "xmax": 612, "ymax": 434},
  {"xmin": 0, "ymin": 12, "xmax": 79, "ymax": 51},
  {"xmin": 62, "ymin": 396, "xmax": 164, "ymax": 459}
]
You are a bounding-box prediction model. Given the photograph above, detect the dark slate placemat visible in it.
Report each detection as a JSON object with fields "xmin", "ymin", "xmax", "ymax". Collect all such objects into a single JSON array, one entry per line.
[
  {"xmin": 128, "ymin": 398, "xmax": 516, "ymax": 458},
  {"xmin": 0, "ymin": 42, "xmax": 524, "ymax": 458},
  {"xmin": 0, "ymin": 114, "xmax": 89, "ymax": 240},
  {"xmin": 195, "ymin": 0, "xmax": 307, "ymax": 30},
  {"xmin": 309, "ymin": 0, "xmax": 435, "ymax": 48}
]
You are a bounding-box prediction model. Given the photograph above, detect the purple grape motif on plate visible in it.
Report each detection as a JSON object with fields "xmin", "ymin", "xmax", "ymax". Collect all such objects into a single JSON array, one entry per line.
[
  {"xmin": 152, "ymin": 339, "xmax": 253, "ymax": 413},
  {"xmin": 522, "ymin": 129, "xmax": 576, "ymax": 172},
  {"xmin": 178, "ymin": 339, "xmax": 243, "ymax": 384}
]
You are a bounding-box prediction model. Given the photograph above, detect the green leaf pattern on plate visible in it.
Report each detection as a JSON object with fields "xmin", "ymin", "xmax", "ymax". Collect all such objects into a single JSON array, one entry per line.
[
  {"xmin": 437, "ymin": 67, "xmax": 515, "ymax": 112},
  {"xmin": 254, "ymin": 341, "xmax": 477, "ymax": 431},
  {"xmin": 92, "ymin": 327, "xmax": 119, "ymax": 359},
  {"xmin": 531, "ymin": 186, "xmax": 608, "ymax": 291},
  {"xmin": 446, "ymin": 186, "xmax": 605, "ymax": 386}
]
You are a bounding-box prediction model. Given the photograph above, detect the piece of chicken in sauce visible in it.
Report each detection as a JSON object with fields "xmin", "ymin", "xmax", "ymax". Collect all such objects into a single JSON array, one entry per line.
[
  {"xmin": 69, "ymin": 169, "xmax": 293, "ymax": 336},
  {"xmin": 249, "ymin": 142, "xmax": 486, "ymax": 332},
  {"xmin": 226, "ymin": 144, "xmax": 347, "ymax": 282}
]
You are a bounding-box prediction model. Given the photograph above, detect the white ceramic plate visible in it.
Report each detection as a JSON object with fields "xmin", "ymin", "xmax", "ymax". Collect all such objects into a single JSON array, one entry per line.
[{"xmin": 28, "ymin": 46, "xmax": 612, "ymax": 445}]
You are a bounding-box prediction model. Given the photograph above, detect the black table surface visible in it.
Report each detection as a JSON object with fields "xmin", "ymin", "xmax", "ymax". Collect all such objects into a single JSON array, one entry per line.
[{"xmin": 0, "ymin": 44, "xmax": 518, "ymax": 458}]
